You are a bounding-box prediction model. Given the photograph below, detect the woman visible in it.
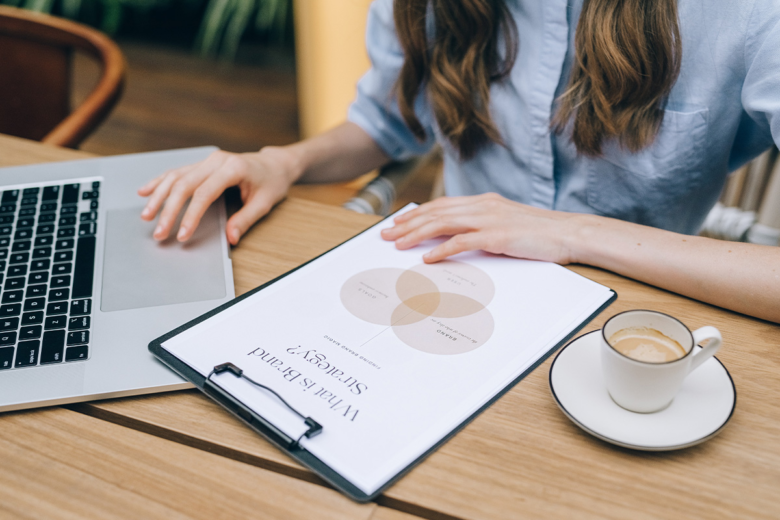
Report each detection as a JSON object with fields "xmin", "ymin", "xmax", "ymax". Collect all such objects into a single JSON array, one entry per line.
[{"xmin": 139, "ymin": 0, "xmax": 780, "ymax": 322}]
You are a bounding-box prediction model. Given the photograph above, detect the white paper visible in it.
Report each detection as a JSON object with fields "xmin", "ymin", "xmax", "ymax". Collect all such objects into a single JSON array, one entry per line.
[{"xmin": 162, "ymin": 204, "xmax": 613, "ymax": 494}]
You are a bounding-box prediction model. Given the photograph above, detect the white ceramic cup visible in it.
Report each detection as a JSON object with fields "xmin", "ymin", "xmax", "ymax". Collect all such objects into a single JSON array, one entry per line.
[{"xmin": 601, "ymin": 310, "xmax": 723, "ymax": 413}]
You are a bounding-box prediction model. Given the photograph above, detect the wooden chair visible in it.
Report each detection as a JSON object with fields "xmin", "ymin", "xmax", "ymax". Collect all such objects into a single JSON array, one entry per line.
[{"xmin": 0, "ymin": 6, "xmax": 125, "ymax": 148}]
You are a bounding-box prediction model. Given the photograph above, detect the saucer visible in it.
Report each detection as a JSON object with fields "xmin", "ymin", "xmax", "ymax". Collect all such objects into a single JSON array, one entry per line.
[{"xmin": 549, "ymin": 330, "xmax": 736, "ymax": 451}]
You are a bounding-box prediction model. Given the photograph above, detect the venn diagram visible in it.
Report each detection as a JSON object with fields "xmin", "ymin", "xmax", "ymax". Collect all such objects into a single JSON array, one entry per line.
[{"xmin": 340, "ymin": 261, "xmax": 495, "ymax": 355}]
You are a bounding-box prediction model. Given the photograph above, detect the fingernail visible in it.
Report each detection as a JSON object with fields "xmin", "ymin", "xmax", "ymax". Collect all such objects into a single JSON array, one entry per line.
[
  {"xmin": 177, "ymin": 226, "xmax": 188, "ymax": 240},
  {"xmin": 154, "ymin": 225, "xmax": 163, "ymax": 237},
  {"xmin": 423, "ymin": 252, "xmax": 431, "ymax": 259},
  {"xmin": 231, "ymin": 229, "xmax": 240, "ymax": 243},
  {"xmin": 141, "ymin": 208, "xmax": 150, "ymax": 217}
]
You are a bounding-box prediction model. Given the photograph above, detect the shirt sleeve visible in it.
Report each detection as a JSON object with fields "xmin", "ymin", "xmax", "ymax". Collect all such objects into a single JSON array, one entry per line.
[
  {"xmin": 347, "ymin": 0, "xmax": 436, "ymax": 161},
  {"xmin": 741, "ymin": 0, "xmax": 780, "ymax": 151}
]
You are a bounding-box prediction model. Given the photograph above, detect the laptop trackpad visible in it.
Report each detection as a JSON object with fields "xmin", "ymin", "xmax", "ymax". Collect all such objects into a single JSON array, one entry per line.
[{"xmin": 101, "ymin": 204, "xmax": 227, "ymax": 312}]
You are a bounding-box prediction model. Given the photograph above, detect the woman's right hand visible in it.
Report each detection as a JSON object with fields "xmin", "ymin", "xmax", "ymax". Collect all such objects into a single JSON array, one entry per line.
[{"xmin": 138, "ymin": 147, "xmax": 299, "ymax": 245}]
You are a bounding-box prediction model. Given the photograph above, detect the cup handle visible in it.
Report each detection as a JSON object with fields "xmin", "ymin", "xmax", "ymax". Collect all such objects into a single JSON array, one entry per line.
[{"xmin": 689, "ymin": 326, "xmax": 723, "ymax": 373}]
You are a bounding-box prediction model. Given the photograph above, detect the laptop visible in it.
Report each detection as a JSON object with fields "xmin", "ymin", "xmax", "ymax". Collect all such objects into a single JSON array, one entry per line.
[{"xmin": 0, "ymin": 147, "xmax": 235, "ymax": 412}]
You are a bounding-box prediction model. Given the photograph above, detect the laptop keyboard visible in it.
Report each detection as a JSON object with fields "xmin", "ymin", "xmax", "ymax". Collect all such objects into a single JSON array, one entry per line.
[{"xmin": 0, "ymin": 180, "xmax": 100, "ymax": 370}]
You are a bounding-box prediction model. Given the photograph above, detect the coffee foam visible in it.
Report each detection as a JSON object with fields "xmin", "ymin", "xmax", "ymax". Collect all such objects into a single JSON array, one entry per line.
[{"xmin": 608, "ymin": 327, "xmax": 686, "ymax": 363}]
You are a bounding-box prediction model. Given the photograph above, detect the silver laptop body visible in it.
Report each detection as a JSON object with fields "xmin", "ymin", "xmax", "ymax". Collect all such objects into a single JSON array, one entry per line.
[{"xmin": 0, "ymin": 147, "xmax": 235, "ymax": 411}]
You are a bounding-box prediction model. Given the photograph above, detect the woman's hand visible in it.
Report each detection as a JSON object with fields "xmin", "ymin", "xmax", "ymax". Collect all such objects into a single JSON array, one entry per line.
[
  {"xmin": 138, "ymin": 147, "xmax": 299, "ymax": 245},
  {"xmin": 381, "ymin": 193, "xmax": 585, "ymax": 264}
]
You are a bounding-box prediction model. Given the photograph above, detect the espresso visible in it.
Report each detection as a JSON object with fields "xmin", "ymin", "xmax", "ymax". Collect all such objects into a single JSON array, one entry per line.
[{"xmin": 609, "ymin": 327, "xmax": 686, "ymax": 363}]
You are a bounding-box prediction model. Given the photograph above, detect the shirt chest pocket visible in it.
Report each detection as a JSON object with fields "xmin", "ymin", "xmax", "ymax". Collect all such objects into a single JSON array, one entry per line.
[{"xmin": 586, "ymin": 108, "xmax": 709, "ymax": 227}]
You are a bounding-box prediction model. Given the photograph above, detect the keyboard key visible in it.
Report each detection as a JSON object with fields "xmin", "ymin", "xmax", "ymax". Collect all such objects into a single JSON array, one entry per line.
[
  {"xmin": 90, "ymin": 200, "xmax": 99, "ymax": 210},
  {"xmin": 2, "ymin": 290, "xmax": 23, "ymax": 304},
  {"xmin": 47, "ymin": 302, "xmax": 68, "ymax": 315},
  {"xmin": 53, "ymin": 263, "xmax": 72, "ymax": 275},
  {"xmin": 40, "ymin": 203, "xmax": 57, "ymax": 212},
  {"xmin": 22, "ymin": 311, "xmax": 44, "ymax": 326},
  {"xmin": 22, "ymin": 187, "xmax": 39, "ymax": 197},
  {"xmin": 70, "ymin": 299, "xmax": 91, "ymax": 316},
  {"xmin": 0, "ymin": 249, "xmax": 7, "ymax": 260},
  {"xmin": 12, "ymin": 240, "xmax": 31, "ymax": 252},
  {"xmin": 30, "ymin": 259, "xmax": 50, "ymax": 271},
  {"xmin": 48, "ymin": 288, "xmax": 69, "ymax": 301},
  {"xmin": 0, "ymin": 304, "xmax": 21, "ymax": 317},
  {"xmin": 80, "ymin": 211, "xmax": 98, "ymax": 222},
  {"xmin": 62, "ymin": 184, "xmax": 80, "ymax": 204},
  {"xmin": 26, "ymin": 285, "xmax": 47, "ymax": 298},
  {"xmin": 0, "ymin": 331, "xmax": 16, "ymax": 346},
  {"xmin": 4, "ymin": 277, "xmax": 25, "ymax": 290},
  {"xmin": 36, "ymin": 224, "xmax": 55, "ymax": 235},
  {"xmin": 73, "ymin": 237, "xmax": 96, "ymax": 299},
  {"xmin": 92, "ymin": 181, "xmax": 100, "ymax": 189},
  {"xmin": 20, "ymin": 197, "xmax": 37, "ymax": 206},
  {"xmin": 57, "ymin": 227, "xmax": 76, "ymax": 238},
  {"xmin": 34, "ymin": 236, "xmax": 53, "ymax": 247},
  {"xmin": 38, "ymin": 213, "xmax": 56, "ymax": 223},
  {"xmin": 59, "ymin": 216, "xmax": 77, "ymax": 226},
  {"xmin": 14, "ymin": 229, "xmax": 32, "ymax": 240},
  {"xmin": 78, "ymin": 222, "xmax": 97, "ymax": 237},
  {"xmin": 20, "ymin": 325, "xmax": 42, "ymax": 340},
  {"xmin": 9, "ymin": 265, "xmax": 27, "ymax": 277},
  {"xmin": 32, "ymin": 247, "xmax": 52, "ymax": 258},
  {"xmin": 0, "ymin": 204, "xmax": 15, "ymax": 214},
  {"xmin": 68, "ymin": 316, "xmax": 90, "ymax": 330},
  {"xmin": 82, "ymin": 191, "xmax": 98, "ymax": 199},
  {"xmin": 0, "ymin": 317, "xmax": 19, "ymax": 331},
  {"xmin": 0, "ymin": 215, "xmax": 14, "ymax": 225},
  {"xmin": 67, "ymin": 330, "xmax": 89, "ymax": 345},
  {"xmin": 17, "ymin": 217, "xmax": 34, "ymax": 228},
  {"xmin": 10, "ymin": 252, "xmax": 29, "ymax": 264},
  {"xmin": 60, "ymin": 205, "xmax": 78, "ymax": 215},
  {"xmin": 28, "ymin": 272, "xmax": 48, "ymax": 284},
  {"xmin": 18, "ymin": 207, "xmax": 36, "ymax": 217},
  {"xmin": 51, "ymin": 275, "xmax": 71, "ymax": 288},
  {"xmin": 45, "ymin": 315, "xmax": 67, "ymax": 330},
  {"xmin": 15, "ymin": 340, "xmax": 40, "ymax": 367},
  {"xmin": 0, "ymin": 347, "xmax": 13, "ymax": 369},
  {"xmin": 0, "ymin": 237, "xmax": 8, "ymax": 248},
  {"xmin": 41, "ymin": 330, "xmax": 66, "ymax": 364},
  {"xmin": 53, "ymin": 251, "xmax": 73, "ymax": 263},
  {"xmin": 56, "ymin": 239, "xmax": 74, "ymax": 250},
  {"xmin": 42, "ymin": 186, "xmax": 60, "ymax": 201},
  {"xmin": 65, "ymin": 345, "xmax": 88, "ymax": 362},
  {"xmin": 0, "ymin": 225, "xmax": 11, "ymax": 236},
  {"xmin": 1, "ymin": 190, "xmax": 19, "ymax": 203},
  {"xmin": 23, "ymin": 298, "xmax": 45, "ymax": 312},
  {"xmin": 0, "ymin": 260, "xmax": 6, "ymax": 271}
]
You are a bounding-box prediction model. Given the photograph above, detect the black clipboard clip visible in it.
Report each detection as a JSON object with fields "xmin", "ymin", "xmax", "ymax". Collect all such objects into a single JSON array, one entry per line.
[{"xmin": 204, "ymin": 362, "xmax": 323, "ymax": 449}]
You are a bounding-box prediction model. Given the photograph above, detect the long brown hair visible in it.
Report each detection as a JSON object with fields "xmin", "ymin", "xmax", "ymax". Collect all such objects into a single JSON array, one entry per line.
[{"xmin": 394, "ymin": 0, "xmax": 682, "ymax": 159}]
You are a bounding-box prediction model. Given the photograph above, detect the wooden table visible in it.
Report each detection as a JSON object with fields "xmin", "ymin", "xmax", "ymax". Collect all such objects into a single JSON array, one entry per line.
[{"xmin": 1, "ymin": 134, "xmax": 779, "ymax": 520}]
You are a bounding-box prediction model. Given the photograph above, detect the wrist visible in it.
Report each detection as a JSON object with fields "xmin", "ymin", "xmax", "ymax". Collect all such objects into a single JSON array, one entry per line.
[
  {"xmin": 564, "ymin": 213, "xmax": 608, "ymax": 266},
  {"xmin": 258, "ymin": 144, "xmax": 306, "ymax": 185}
]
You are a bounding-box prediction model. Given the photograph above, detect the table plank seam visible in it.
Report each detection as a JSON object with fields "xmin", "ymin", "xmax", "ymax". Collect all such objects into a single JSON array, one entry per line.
[{"xmin": 68, "ymin": 403, "xmax": 467, "ymax": 520}]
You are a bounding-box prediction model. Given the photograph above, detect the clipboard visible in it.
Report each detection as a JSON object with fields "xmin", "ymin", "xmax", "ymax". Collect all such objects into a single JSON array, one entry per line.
[{"xmin": 149, "ymin": 210, "xmax": 616, "ymax": 502}]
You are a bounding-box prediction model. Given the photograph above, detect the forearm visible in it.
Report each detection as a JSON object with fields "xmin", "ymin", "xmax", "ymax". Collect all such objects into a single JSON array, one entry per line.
[
  {"xmin": 572, "ymin": 215, "xmax": 780, "ymax": 323},
  {"xmin": 282, "ymin": 122, "xmax": 391, "ymax": 184}
]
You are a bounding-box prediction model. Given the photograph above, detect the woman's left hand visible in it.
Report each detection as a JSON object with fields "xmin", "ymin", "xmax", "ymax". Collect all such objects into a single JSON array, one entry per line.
[{"xmin": 380, "ymin": 193, "xmax": 585, "ymax": 264}]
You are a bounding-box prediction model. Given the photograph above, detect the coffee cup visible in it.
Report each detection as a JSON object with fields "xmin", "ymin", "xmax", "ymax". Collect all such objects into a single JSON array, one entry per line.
[{"xmin": 601, "ymin": 310, "xmax": 723, "ymax": 413}]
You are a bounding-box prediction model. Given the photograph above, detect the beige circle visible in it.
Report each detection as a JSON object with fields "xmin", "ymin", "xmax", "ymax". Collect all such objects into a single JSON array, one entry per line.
[
  {"xmin": 392, "ymin": 307, "xmax": 495, "ymax": 355},
  {"xmin": 340, "ymin": 268, "xmax": 405, "ymax": 325},
  {"xmin": 408, "ymin": 261, "xmax": 495, "ymax": 306},
  {"xmin": 390, "ymin": 292, "xmax": 441, "ymax": 326},
  {"xmin": 396, "ymin": 269, "xmax": 440, "ymax": 302}
]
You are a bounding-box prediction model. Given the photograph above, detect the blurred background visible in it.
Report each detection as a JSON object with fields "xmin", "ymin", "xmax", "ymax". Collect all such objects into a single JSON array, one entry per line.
[{"xmin": 1, "ymin": 0, "xmax": 778, "ymax": 244}]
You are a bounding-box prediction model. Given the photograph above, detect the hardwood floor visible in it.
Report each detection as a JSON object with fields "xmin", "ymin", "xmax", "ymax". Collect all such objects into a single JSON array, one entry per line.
[{"xmin": 72, "ymin": 40, "xmax": 436, "ymax": 210}]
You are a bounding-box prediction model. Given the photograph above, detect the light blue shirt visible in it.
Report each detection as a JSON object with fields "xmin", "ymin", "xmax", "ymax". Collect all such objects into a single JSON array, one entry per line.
[{"xmin": 347, "ymin": 0, "xmax": 780, "ymax": 234}]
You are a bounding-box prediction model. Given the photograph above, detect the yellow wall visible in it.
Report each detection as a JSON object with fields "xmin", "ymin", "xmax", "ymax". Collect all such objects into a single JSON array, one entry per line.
[{"xmin": 293, "ymin": 0, "xmax": 373, "ymax": 138}]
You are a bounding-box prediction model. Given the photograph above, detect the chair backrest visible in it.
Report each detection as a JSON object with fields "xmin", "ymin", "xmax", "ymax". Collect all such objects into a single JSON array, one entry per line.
[{"xmin": 0, "ymin": 6, "xmax": 125, "ymax": 148}]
